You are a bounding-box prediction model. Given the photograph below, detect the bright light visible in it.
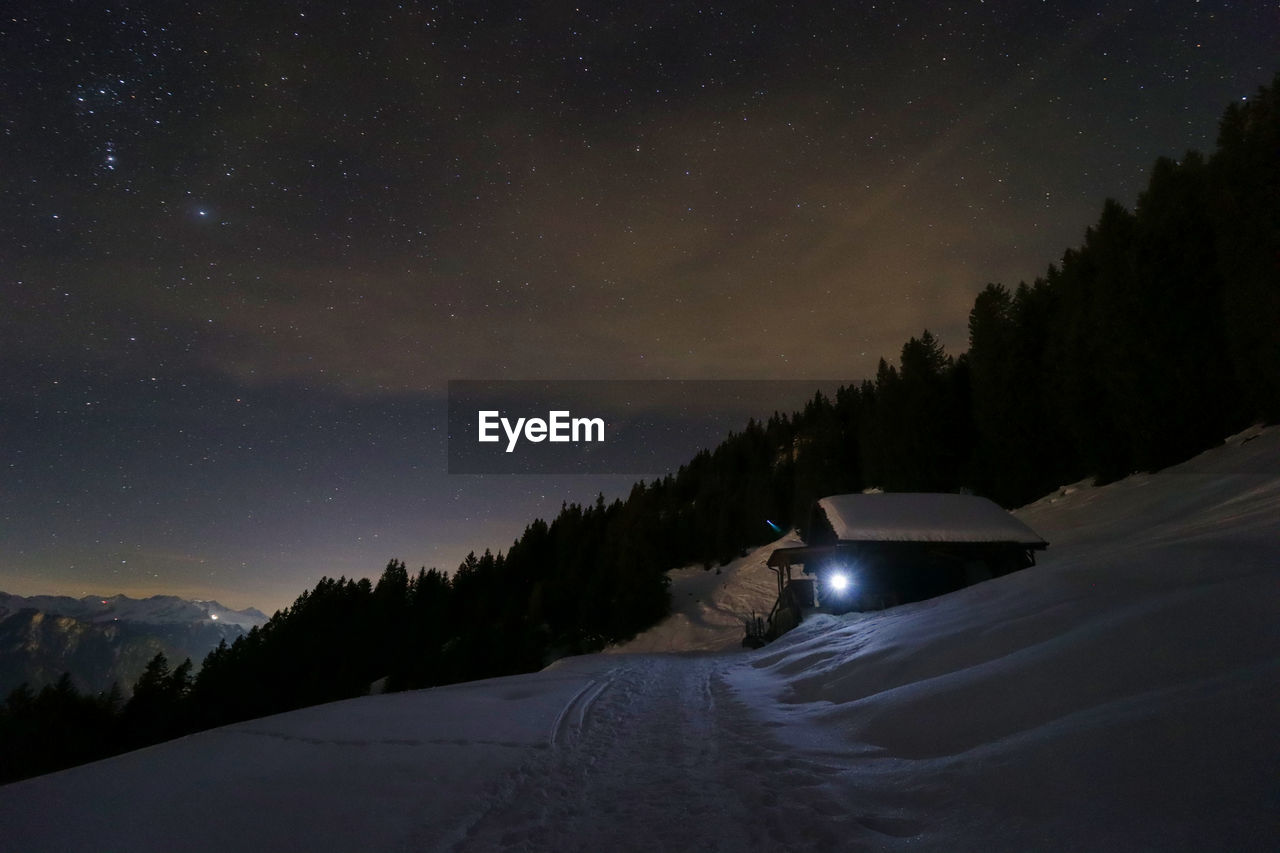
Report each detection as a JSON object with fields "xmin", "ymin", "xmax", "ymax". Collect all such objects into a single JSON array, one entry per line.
[
  {"xmin": 827, "ymin": 571, "xmax": 851, "ymax": 593},
  {"xmin": 210, "ymin": 613, "xmax": 219, "ymax": 620}
]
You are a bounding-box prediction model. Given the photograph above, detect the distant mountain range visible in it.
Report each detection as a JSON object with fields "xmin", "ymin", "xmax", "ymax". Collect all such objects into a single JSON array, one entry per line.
[{"xmin": 0, "ymin": 593, "xmax": 268, "ymax": 697}]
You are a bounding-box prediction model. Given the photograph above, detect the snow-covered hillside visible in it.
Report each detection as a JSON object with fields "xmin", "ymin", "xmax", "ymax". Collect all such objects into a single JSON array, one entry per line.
[
  {"xmin": 0, "ymin": 593, "xmax": 268, "ymax": 630},
  {"xmin": 1, "ymin": 428, "xmax": 1277, "ymax": 852},
  {"xmin": 605, "ymin": 533, "xmax": 790, "ymax": 654}
]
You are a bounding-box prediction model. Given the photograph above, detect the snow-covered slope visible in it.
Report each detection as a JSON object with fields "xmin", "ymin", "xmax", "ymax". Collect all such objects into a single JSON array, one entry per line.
[
  {"xmin": 1, "ymin": 428, "xmax": 1276, "ymax": 852},
  {"xmin": 0, "ymin": 593, "xmax": 268, "ymax": 630},
  {"xmin": 606, "ymin": 534, "xmax": 790, "ymax": 653},
  {"xmin": 731, "ymin": 425, "xmax": 1280, "ymax": 850}
]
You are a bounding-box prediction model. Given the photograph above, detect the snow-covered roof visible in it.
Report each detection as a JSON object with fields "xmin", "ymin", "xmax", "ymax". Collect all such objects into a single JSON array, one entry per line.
[{"xmin": 813, "ymin": 493, "xmax": 1047, "ymax": 546}]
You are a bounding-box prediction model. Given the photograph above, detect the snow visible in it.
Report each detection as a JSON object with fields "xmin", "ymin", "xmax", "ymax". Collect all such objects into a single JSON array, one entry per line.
[
  {"xmin": 605, "ymin": 535, "xmax": 791, "ymax": 653},
  {"xmin": 1, "ymin": 427, "xmax": 1277, "ymax": 852},
  {"xmin": 0, "ymin": 593, "xmax": 268, "ymax": 630},
  {"xmin": 815, "ymin": 492, "xmax": 1048, "ymax": 544}
]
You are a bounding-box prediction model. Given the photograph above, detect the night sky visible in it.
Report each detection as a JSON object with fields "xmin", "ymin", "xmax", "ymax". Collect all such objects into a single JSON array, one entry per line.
[{"xmin": 2, "ymin": 1, "xmax": 1274, "ymax": 611}]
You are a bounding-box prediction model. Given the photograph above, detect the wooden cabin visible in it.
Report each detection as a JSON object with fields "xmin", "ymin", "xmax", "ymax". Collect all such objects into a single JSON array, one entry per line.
[{"xmin": 760, "ymin": 493, "xmax": 1047, "ymax": 640}]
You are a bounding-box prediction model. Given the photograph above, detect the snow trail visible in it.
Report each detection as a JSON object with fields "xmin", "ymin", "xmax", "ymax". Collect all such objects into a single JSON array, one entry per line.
[{"xmin": 452, "ymin": 654, "xmax": 876, "ymax": 853}]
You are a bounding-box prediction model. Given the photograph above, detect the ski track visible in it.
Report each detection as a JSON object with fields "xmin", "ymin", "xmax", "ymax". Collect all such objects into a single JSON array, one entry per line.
[
  {"xmin": 448, "ymin": 655, "xmax": 908, "ymax": 853},
  {"xmin": 548, "ymin": 676, "xmax": 611, "ymax": 748}
]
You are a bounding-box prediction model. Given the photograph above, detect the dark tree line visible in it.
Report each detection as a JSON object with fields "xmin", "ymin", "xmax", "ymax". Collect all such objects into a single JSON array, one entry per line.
[
  {"xmin": 0, "ymin": 656, "xmax": 191, "ymax": 783},
  {"xmin": 3, "ymin": 74, "xmax": 1276, "ymax": 786},
  {"xmin": 966, "ymin": 74, "xmax": 1279, "ymax": 500}
]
